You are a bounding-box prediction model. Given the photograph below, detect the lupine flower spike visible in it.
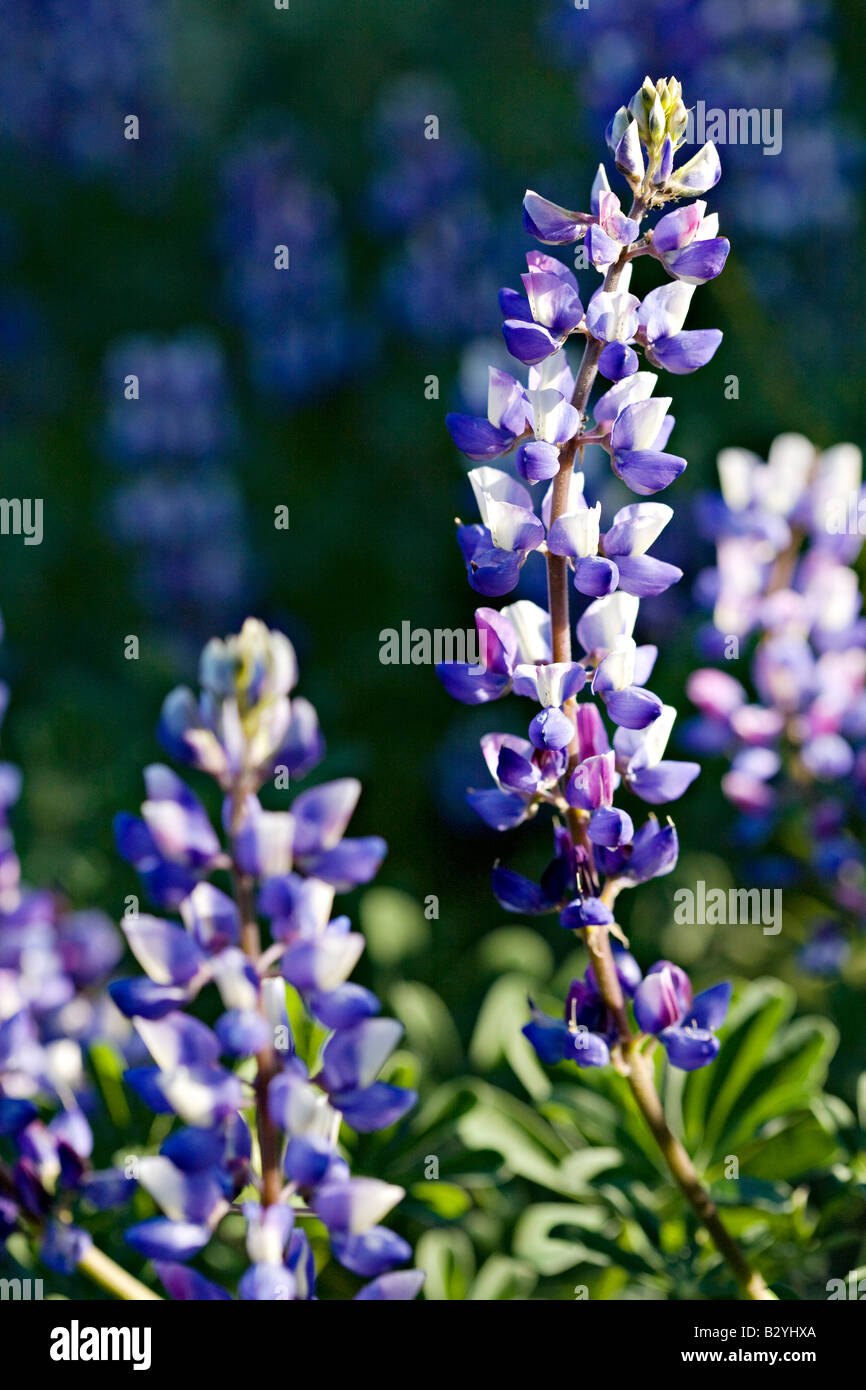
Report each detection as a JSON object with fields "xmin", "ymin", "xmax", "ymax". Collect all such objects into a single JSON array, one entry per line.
[
  {"xmin": 438, "ymin": 78, "xmax": 773, "ymax": 1300},
  {"xmin": 113, "ymin": 619, "xmax": 423, "ymax": 1300},
  {"xmin": 688, "ymin": 435, "xmax": 866, "ymax": 970}
]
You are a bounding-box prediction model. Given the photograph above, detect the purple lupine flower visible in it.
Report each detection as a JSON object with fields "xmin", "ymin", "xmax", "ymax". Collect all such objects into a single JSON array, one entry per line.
[
  {"xmin": 220, "ymin": 133, "xmax": 359, "ymax": 402},
  {"xmin": 688, "ymin": 435, "xmax": 866, "ymax": 966},
  {"xmin": 102, "ymin": 331, "xmax": 251, "ymax": 644},
  {"xmin": 366, "ymin": 76, "xmax": 510, "ymax": 345},
  {"xmin": 0, "ymin": 617, "xmax": 135, "ymax": 1272},
  {"xmin": 113, "ymin": 619, "xmax": 421, "ymax": 1300},
  {"xmin": 438, "ymin": 77, "xmax": 732, "ymax": 1078}
]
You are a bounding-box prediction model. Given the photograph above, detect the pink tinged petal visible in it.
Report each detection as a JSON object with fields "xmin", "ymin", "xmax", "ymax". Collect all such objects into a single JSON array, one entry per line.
[
  {"xmin": 525, "ymin": 250, "xmax": 580, "ymax": 287},
  {"xmin": 566, "ymin": 750, "xmax": 616, "ymax": 810},
  {"xmin": 574, "ymin": 703, "xmax": 610, "ymax": 761},
  {"xmin": 687, "ymin": 668, "xmax": 747, "ymax": 718},
  {"xmin": 522, "ymin": 190, "xmax": 593, "ymax": 244},
  {"xmin": 652, "ymin": 202, "xmax": 706, "ymax": 254},
  {"xmin": 728, "ymin": 704, "xmax": 785, "ymax": 745},
  {"xmin": 480, "ymin": 732, "xmax": 535, "ymax": 781},
  {"xmin": 585, "ymin": 224, "xmax": 620, "ymax": 270},
  {"xmin": 634, "ymin": 965, "xmax": 684, "ymax": 1033},
  {"xmin": 721, "ymin": 770, "xmax": 776, "ymax": 815},
  {"xmin": 475, "ymin": 605, "xmax": 520, "ymax": 675}
]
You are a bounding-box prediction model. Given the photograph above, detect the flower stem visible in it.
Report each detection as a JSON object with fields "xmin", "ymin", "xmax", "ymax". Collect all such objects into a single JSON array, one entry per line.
[
  {"xmin": 233, "ymin": 867, "xmax": 283, "ymax": 1207},
  {"xmin": 77, "ymin": 1243, "xmax": 162, "ymax": 1301},
  {"xmin": 546, "ymin": 206, "xmax": 774, "ymax": 1299},
  {"xmin": 230, "ymin": 789, "xmax": 283, "ymax": 1209}
]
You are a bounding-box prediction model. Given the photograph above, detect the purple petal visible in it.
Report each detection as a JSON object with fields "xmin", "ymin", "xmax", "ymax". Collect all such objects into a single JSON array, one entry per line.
[
  {"xmin": 629, "ymin": 760, "xmax": 701, "ymax": 804},
  {"xmin": 522, "ymin": 189, "xmax": 592, "ymax": 244},
  {"xmin": 125, "ymin": 1218, "xmax": 211, "ymax": 1262},
  {"xmin": 502, "ymin": 318, "xmax": 560, "ymax": 366},
  {"xmin": 602, "ymin": 686, "xmax": 663, "ymax": 729},
  {"xmin": 614, "ymin": 554, "xmax": 682, "ymax": 597},
  {"xmin": 647, "ymin": 330, "xmax": 722, "ymax": 375},
  {"xmin": 613, "ymin": 449, "xmax": 687, "ymax": 495},
  {"xmin": 446, "ymin": 414, "xmax": 515, "ymax": 461}
]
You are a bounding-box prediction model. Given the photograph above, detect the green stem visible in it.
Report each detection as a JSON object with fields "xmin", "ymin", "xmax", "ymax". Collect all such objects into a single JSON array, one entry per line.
[
  {"xmin": 77, "ymin": 1243, "xmax": 162, "ymax": 1301},
  {"xmin": 544, "ymin": 198, "xmax": 774, "ymax": 1299}
]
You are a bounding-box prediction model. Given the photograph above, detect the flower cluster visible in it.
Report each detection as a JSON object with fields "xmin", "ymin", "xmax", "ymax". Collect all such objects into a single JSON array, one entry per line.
[
  {"xmin": 439, "ymin": 79, "xmax": 732, "ymax": 1072},
  {"xmin": 0, "ymin": 615, "xmax": 132, "ymax": 1276},
  {"xmin": 687, "ymin": 434, "xmax": 866, "ymax": 968},
  {"xmin": 0, "ymin": 0, "xmax": 176, "ymax": 185},
  {"xmin": 112, "ymin": 619, "xmax": 423, "ymax": 1300},
  {"xmin": 366, "ymin": 76, "xmax": 507, "ymax": 344},
  {"xmin": 102, "ymin": 331, "xmax": 250, "ymax": 641},
  {"xmin": 220, "ymin": 135, "xmax": 359, "ymax": 402},
  {"xmin": 544, "ymin": 0, "xmax": 856, "ymax": 242}
]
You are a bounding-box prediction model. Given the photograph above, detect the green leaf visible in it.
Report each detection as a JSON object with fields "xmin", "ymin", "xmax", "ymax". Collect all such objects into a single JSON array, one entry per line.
[
  {"xmin": 477, "ymin": 927, "xmax": 554, "ymax": 980},
  {"xmin": 359, "ymin": 887, "xmax": 430, "ymax": 965},
  {"xmin": 408, "ymin": 1181, "xmax": 472, "ymax": 1220},
  {"xmin": 469, "ymin": 973, "xmax": 552, "ymax": 1099},
  {"xmin": 415, "ymin": 1229, "xmax": 475, "ymax": 1300},
  {"xmin": 467, "ymin": 1254, "xmax": 537, "ymax": 1301},
  {"xmin": 387, "ymin": 980, "xmax": 462, "ymax": 1075}
]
